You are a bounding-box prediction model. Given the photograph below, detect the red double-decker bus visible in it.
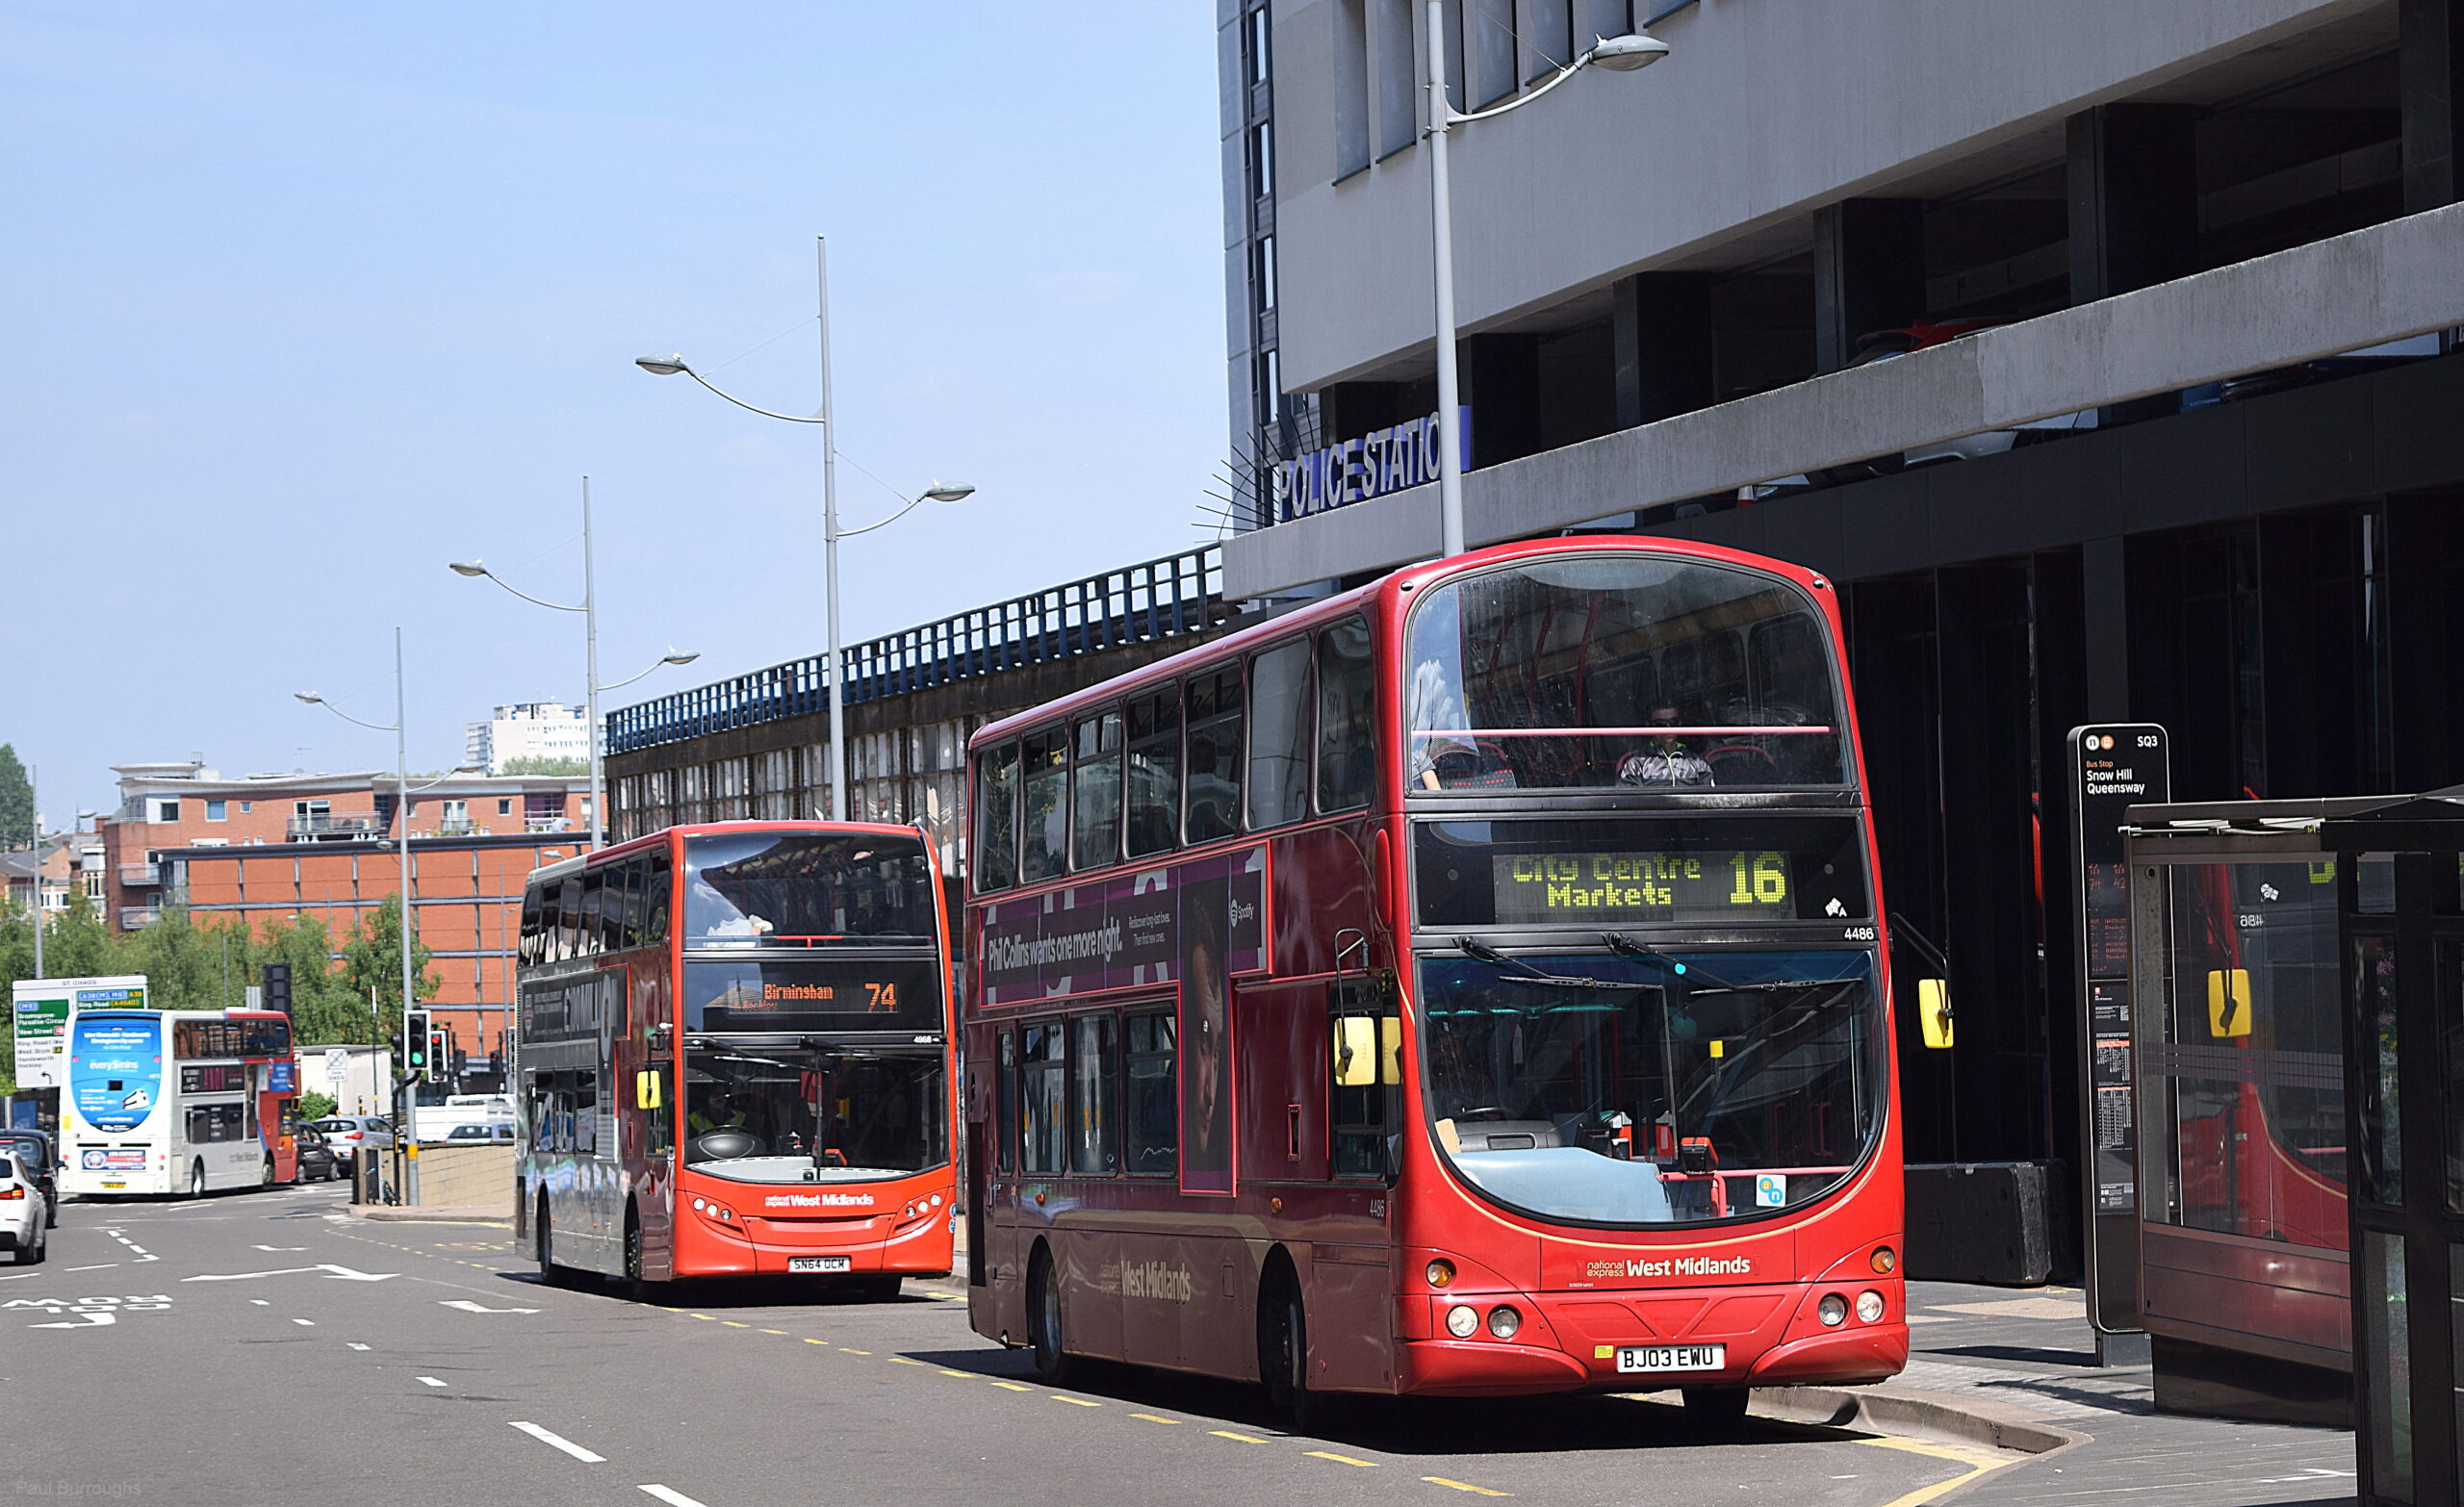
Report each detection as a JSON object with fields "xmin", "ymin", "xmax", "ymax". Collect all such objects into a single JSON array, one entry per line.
[
  {"xmin": 962, "ymin": 536, "xmax": 1906, "ymax": 1418},
  {"xmin": 515, "ymin": 821, "xmax": 957, "ymax": 1294}
]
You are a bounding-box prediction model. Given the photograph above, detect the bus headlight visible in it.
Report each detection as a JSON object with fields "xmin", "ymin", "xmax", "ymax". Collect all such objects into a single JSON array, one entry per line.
[
  {"xmin": 1486, "ymin": 1306, "xmax": 1522, "ymax": 1340},
  {"xmin": 1446, "ymin": 1305, "xmax": 1479, "ymax": 1338},
  {"xmin": 1856, "ymin": 1290, "xmax": 1886, "ymax": 1324},
  {"xmin": 1818, "ymin": 1293, "xmax": 1848, "ymax": 1327},
  {"xmin": 1425, "ymin": 1260, "xmax": 1456, "ymax": 1289}
]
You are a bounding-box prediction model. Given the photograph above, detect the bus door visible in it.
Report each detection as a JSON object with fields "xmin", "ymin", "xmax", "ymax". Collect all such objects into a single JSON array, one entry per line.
[{"xmin": 626, "ymin": 964, "xmax": 676, "ymax": 1276}]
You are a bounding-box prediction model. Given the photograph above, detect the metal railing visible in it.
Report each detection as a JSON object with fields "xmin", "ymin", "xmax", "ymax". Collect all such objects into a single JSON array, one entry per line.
[
  {"xmin": 606, "ymin": 547, "xmax": 1225, "ymax": 755},
  {"xmin": 118, "ymin": 907, "xmax": 161, "ymax": 929},
  {"xmin": 117, "ymin": 862, "xmax": 159, "ymax": 886},
  {"xmin": 288, "ymin": 814, "xmax": 385, "ymax": 839}
]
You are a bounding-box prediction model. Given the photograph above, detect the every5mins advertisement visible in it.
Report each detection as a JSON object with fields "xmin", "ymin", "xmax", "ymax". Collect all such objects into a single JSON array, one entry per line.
[{"xmin": 70, "ymin": 1010, "xmax": 164, "ymax": 1134}]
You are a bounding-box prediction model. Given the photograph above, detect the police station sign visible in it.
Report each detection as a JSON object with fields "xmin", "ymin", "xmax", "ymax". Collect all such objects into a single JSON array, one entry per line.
[{"xmin": 1274, "ymin": 408, "xmax": 1470, "ymax": 523}]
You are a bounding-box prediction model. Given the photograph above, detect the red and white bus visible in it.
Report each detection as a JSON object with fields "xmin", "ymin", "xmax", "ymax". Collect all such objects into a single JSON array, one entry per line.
[
  {"xmin": 59, "ymin": 1004, "xmax": 304, "ymax": 1198},
  {"xmin": 515, "ymin": 821, "xmax": 958, "ymax": 1294},
  {"xmin": 962, "ymin": 536, "xmax": 1906, "ymax": 1418}
]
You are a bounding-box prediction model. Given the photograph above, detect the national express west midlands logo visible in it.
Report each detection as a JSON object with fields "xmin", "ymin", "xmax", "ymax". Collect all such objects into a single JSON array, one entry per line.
[
  {"xmin": 1583, "ymin": 1255, "xmax": 1755, "ymax": 1281},
  {"xmin": 1116, "ymin": 1259, "xmax": 1194, "ymax": 1303}
]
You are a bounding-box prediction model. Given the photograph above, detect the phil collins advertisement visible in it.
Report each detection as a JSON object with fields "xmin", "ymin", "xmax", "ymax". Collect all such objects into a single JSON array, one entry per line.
[{"xmin": 1179, "ymin": 874, "xmax": 1233, "ymax": 1194}]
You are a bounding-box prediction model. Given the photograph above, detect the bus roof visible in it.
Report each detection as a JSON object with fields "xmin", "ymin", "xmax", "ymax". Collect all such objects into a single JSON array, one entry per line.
[
  {"xmin": 967, "ymin": 534, "xmax": 1833, "ymax": 752},
  {"xmin": 523, "ymin": 819, "xmax": 933, "ymax": 888}
]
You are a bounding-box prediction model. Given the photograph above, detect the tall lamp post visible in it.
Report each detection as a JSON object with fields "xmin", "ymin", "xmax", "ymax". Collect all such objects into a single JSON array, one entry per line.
[
  {"xmin": 1424, "ymin": 17, "xmax": 1668, "ymax": 557},
  {"xmin": 448, "ymin": 475, "xmax": 699, "ymax": 849},
  {"xmin": 295, "ymin": 630, "xmax": 483, "ymax": 1203},
  {"xmin": 637, "ymin": 234, "xmax": 978, "ymax": 822}
]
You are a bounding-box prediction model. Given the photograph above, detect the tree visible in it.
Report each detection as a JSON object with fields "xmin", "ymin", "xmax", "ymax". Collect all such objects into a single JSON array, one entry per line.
[
  {"xmin": 39, "ymin": 892, "xmax": 120, "ymax": 980},
  {"xmin": 500, "ymin": 755, "xmax": 586, "ymax": 777},
  {"xmin": 339, "ymin": 894, "xmax": 440, "ymax": 1041},
  {"xmin": 0, "ymin": 745, "xmax": 31, "ymax": 850}
]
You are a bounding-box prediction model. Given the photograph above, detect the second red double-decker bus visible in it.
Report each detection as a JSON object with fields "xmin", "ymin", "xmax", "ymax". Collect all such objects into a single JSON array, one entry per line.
[
  {"xmin": 963, "ymin": 536, "xmax": 1905, "ymax": 1418},
  {"xmin": 515, "ymin": 821, "xmax": 958, "ymax": 1294}
]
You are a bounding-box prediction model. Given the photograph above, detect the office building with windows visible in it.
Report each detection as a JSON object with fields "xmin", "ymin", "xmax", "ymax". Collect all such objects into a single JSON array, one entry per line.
[
  {"xmin": 1221, "ymin": 0, "xmax": 2464, "ymax": 1266},
  {"xmin": 466, "ymin": 702, "xmax": 591, "ymax": 774}
]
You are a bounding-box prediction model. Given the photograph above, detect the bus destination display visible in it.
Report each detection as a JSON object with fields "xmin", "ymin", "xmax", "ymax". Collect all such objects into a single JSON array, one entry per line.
[{"xmin": 1492, "ymin": 851, "xmax": 1790, "ymax": 923}]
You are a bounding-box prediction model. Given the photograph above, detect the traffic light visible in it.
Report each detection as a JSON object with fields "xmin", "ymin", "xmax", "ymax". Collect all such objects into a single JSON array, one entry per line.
[
  {"xmin": 261, "ymin": 963, "xmax": 292, "ymax": 1016},
  {"xmin": 402, "ymin": 1009, "xmax": 431, "ymax": 1080},
  {"xmin": 428, "ymin": 1026, "xmax": 450, "ymax": 1085}
]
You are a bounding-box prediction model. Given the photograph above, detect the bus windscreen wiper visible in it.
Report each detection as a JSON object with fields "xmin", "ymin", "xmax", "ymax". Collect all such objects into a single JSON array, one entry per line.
[
  {"xmin": 1451, "ymin": 937, "xmax": 1650, "ymax": 992},
  {"xmin": 1602, "ymin": 933, "xmax": 1852, "ymax": 996}
]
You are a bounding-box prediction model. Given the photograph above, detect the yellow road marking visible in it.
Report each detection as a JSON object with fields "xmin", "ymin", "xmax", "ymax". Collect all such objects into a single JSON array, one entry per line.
[
  {"xmin": 692, "ymin": 1314, "xmax": 717, "ymax": 1321},
  {"xmin": 803, "ymin": 1339, "xmax": 830, "ymax": 1345},
  {"xmin": 839, "ymin": 1348, "xmax": 872, "ymax": 1355},
  {"xmin": 1423, "ymin": 1479, "xmax": 1512, "ymax": 1497},
  {"xmin": 991, "ymin": 1381, "xmax": 1035, "ymax": 1392},
  {"xmin": 1305, "ymin": 1450, "xmax": 1377, "ymax": 1468},
  {"xmin": 1859, "ymin": 1436, "xmax": 2026, "ymax": 1507},
  {"xmin": 720, "ymin": 1321, "xmax": 751, "ymax": 1328},
  {"xmin": 1131, "ymin": 1413, "xmax": 1182, "ymax": 1424},
  {"xmin": 759, "ymin": 1329, "xmax": 787, "ymax": 1336},
  {"xmin": 888, "ymin": 1357, "xmax": 927, "ymax": 1367},
  {"xmin": 1210, "ymin": 1430, "xmax": 1266, "ymax": 1443},
  {"xmin": 938, "ymin": 1368, "xmax": 974, "ymax": 1378},
  {"xmin": 1053, "ymin": 1395, "xmax": 1101, "ymax": 1407}
]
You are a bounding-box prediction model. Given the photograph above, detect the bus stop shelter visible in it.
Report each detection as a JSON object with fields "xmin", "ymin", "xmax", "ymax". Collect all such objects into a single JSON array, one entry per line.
[{"xmin": 2315, "ymin": 790, "xmax": 2464, "ymax": 1507}]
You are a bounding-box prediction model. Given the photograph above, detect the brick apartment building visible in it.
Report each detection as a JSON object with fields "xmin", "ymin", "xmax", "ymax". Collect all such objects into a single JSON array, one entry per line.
[{"xmin": 101, "ymin": 761, "xmax": 594, "ymax": 1062}]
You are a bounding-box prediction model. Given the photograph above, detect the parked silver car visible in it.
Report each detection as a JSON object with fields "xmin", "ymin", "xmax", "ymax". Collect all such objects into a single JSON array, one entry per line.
[{"xmin": 308, "ymin": 1115, "xmax": 395, "ymax": 1165}]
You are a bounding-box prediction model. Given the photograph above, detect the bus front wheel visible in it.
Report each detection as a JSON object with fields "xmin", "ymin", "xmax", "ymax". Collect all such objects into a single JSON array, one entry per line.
[
  {"xmin": 262, "ymin": 1154, "xmax": 276, "ymax": 1188},
  {"xmin": 1681, "ymin": 1387, "xmax": 1750, "ymax": 1427},
  {"xmin": 1028, "ymin": 1247, "xmax": 1077, "ymax": 1385}
]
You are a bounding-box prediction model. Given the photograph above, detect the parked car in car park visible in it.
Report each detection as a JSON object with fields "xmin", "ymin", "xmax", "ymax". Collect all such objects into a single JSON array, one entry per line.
[
  {"xmin": 293, "ymin": 1127, "xmax": 343, "ymax": 1183},
  {"xmin": 1, "ymin": 1151, "xmax": 47, "ymax": 1265},
  {"xmin": 308, "ymin": 1115, "xmax": 395, "ymax": 1165},
  {"xmin": 0, "ymin": 1130, "xmax": 58, "ymax": 1227},
  {"xmin": 442, "ymin": 1122, "xmax": 516, "ymax": 1145}
]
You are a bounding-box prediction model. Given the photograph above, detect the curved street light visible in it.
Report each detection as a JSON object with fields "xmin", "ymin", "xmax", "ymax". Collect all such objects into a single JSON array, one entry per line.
[
  {"xmin": 448, "ymin": 477, "xmax": 699, "ymax": 849},
  {"xmin": 637, "ymin": 237, "xmax": 984, "ymax": 821},
  {"xmin": 1423, "ymin": 19, "xmax": 1669, "ymax": 556}
]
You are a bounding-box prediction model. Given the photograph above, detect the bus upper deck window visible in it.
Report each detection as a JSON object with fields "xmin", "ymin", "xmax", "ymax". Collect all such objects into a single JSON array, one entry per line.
[
  {"xmin": 1020, "ymin": 729, "xmax": 1069, "ymax": 883},
  {"xmin": 1247, "ymin": 638, "xmax": 1312, "ymax": 830},
  {"xmin": 974, "ymin": 743, "xmax": 1020, "ymax": 891},
  {"xmin": 1125, "ymin": 689, "xmax": 1181, "ymax": 859},
  {"xmin": 1185, "ymin": 670, "xmax": 1245, "ymax": 845},
  {"xmin": 1315, "ymin": 617, "xmax": 1374, "ymax": 813},
  {"xmin": 1070, "ymin": 711, "xmax": 1124, "ymax": 871}
]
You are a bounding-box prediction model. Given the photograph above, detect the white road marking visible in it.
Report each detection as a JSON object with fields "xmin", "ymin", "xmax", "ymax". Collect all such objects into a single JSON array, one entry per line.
[
  {"xmin": 440, "ymin": 1299, "xmax": 540, "ymax": 1314},
  {"xmin": 64, "ymin": 1264, "xmax": 117, "ymax": 1272},
  {"xmin": 99, "ymin": 1230, "xmax": 156, "ymax": 1263},
  {"xmin": 250, "ymin": 1300, "xmax": 270, "ymax": 1307},
  {"xmin": 508, "ymin": 1421, "xmax": 605, "ymax": 1463},
  {"xmin": 182, "ymin": 1264, "xmax": 397, "ymax": 1283},
  {"xmin": 417, "ymin": 1376, "xmax": 447, "ymax": 1388},
  {"xmin": 29, "ymin": 1312, "xmax": 115, "ymax": 1329},
  {"xmin": 639, "ymin": 1488, "xmax": 710, "ymax": 1507},
  {"xmin": 254, "ymin": 1244, "xmax": 308, "ymax": 1252},
  {"xmin": 292, "ymin": 1318, "xmax": 316, "ymax": 1326},
  {"xmin": 347, "ymin": 1342, "xmax": 370, "ymax": 1350}
]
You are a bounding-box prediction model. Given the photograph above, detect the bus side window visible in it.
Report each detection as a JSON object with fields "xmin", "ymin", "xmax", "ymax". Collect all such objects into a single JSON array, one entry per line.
[
  {"xmin": 1020, "ymin": 1022, "xmax": 1066, "ymax": 1175},
  {"xmin": 1070, "ymin": 1013, "xmax": 1119, "ymax": 1176},
  {"xmin": 1247, "ymin": 638, "xmax": 1313, "ymax": 830},
  {"xmin": 1020, "ymin": 728, "xmax": 1070, "ymax": 883},
  {"xmin": 530, "ymin": 1075, "xmax": 554, "ymax": 1150},
  {"xmin": 1123, "ymin": 1010, "xmax": 1177, "ymax": 1177},
  {"xmin": 1315, "ymin": 617, "xmax": 1374, "ymax": 814},
  {"xmin": 1185, "ymin": 669, "xmax": 1245, "ymax": 844},
  {"xmin": 1070, "ymin": 710, "xmax": 1124, "ymax": 872},
  {"xmin": 1330, "ymin": 980, "xmax": 1395, "ymax": 1180},
  {"xmin": 995, "ymin": 1029, "xmax": 1017, "ymax": 1176},
  {"xmin": 578, "ymin": 870, "xmax": 605, "ymax": 958},
  {"xmin": 609, "ymin": 860, "xmax": 639, "ymax": 951},
  {"xmin": 519, "ymin": 886, "xmax": 543, "ymax": 968},
  {"xmin": 974, "ymin": 742, "xmax": 1021, "ymax": 892},
  {"xmin": 557, "ymin": 877, "xmax": 583, "ymax": 962},
  {"xmin": 538, "ymin": 883, "xmax": 563, "ymax": 965},
  {"xmin": 574, "ymin": 1072, "xmax": 599, "ymax": 1155},
  {"xmin": 645, "ymin": 849, "xmax": 673, "ymax": 945},
  {"xmin": 1125, "ymin": 688, "xmax": 1181, "ymax": 859}
]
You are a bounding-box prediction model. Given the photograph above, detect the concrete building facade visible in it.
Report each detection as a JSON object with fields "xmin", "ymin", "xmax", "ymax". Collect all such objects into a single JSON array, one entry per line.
[
  {"xmin": 1219, "ymin": 0, "xmax": 2464, "ymax": 1261},
  {"xmin": 465, "ymin": 702, "xmax": 590, "ymax": 775}
]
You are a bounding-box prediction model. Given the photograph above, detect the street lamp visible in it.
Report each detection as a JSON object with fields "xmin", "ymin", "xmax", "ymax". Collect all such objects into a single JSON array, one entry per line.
[
  {"xmin": 447, "ymin": 476, "xmax": 700, "ymax": 849},
  {"xmin": 637, "ymin": 235, "xmax": 982, "ymax": 821},
  {"xmin": 1423, "ymin": 16, "xmax": 1668, "ymax": 556}
]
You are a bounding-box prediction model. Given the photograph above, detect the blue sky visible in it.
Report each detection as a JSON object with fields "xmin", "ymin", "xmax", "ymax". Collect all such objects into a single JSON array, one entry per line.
[{"xmin": 2, "ymin": 2, "xmax": 1229, "ymax": 822}]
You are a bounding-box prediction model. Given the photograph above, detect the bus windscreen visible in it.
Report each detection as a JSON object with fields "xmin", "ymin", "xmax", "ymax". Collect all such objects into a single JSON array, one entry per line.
[
  {"xmin": 684, "ymin": 831, "xmax": 937, "ymax": 944},
  {"xmin": 1405, "ymin": 554, "xmax": 1847, "ymax": 791}
]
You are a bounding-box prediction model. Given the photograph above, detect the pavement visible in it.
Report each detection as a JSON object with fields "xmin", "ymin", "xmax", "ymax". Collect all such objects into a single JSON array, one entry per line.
[{"xmin": 1, "ymin": 1188, "xmax": 2360, "ymax": 1506}]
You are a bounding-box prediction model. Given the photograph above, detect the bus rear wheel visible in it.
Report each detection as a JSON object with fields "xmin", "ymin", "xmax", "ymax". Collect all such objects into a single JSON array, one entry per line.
[
  {"xmin": 1028, "ymin": 1248, "xmax": 1077, "ymax": 1385},
  {"xmin": 188, "ymin": 1162, "xmax": 206, "ymax": 1199},
  {"xmin": 536, "ymin": 1196, "xmax": 563, "ymax": 1286}
]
